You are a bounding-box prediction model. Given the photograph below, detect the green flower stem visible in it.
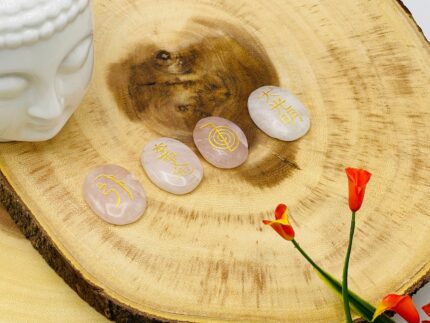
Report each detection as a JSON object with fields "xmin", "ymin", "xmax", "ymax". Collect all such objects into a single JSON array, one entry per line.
[
  {"xmin": 342, "ymin": 211, "xmax": 356, "ymax": 323},
  {"xmin": 292, "ymin": 239, "xmax": 323, "ymax": 274},
  {"xmin": 291, "ymin": 238, "xmax": 394, "ymax": 323}
]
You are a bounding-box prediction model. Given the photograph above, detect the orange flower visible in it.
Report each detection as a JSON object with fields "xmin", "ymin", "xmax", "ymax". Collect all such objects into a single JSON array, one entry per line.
[
  {"xmin": 345, "ymin": 168, "xmax": 372, "ymax": 212},
  {"xmin": 372, "ymin": 294, "xmax": 419, "ymax": 323},
  {"xmin": 262, "ymin": 204, "xmax": 295, "ymax": 241}
]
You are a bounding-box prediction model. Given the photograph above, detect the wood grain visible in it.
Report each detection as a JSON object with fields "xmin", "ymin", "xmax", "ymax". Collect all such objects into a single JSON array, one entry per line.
[{"xmin": 0, "ymin": 0, "xmax": 429, "ymax": 321}]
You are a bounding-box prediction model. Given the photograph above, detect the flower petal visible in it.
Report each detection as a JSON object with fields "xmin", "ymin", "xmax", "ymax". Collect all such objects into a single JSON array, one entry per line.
[
  {"xmin": 346, "ymin": 168, "xmax": 372, "ymax": 186},
  {"xmin": 346, "ymin": 167, "xmax": 359, "ymax": 184},
  {"xmin": 423, "ymin": 302, "xmax": 430, "ymax": 316},
  {"xmin": 262, "ymin": 204, "xmax": 295, "ymax": 241},
  {"xmin": 372, "ymin": 294, "xmax": 419, "ymax": 323},
  {"xmin": 357, "ymin": 169, "xmax": 372, "ymax": 186},
  {"xmin": 271, "ymin": 223, "xmax": 290, "ymax": 240},
  {"xmin": 275, "ymin": 204, "xmax": 287, "ymax": 220},
  {"xmin": 262, "ymin": 219, "xmax": 295, "ymax": 241},
  {"xmin": 345, "ymin": 167, "xmax": 372, "ymax": 212},
  {"xmin": 372, "ymin": 301, "xmax": 391, "ymax": 321}
]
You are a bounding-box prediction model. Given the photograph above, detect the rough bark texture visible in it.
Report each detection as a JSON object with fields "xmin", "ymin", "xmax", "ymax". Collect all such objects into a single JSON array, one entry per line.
[
  {"xmin": 0, "ymin": 0, "xmax": 429, "ymax": 322},
  {"xmin": 0, "ymin": 173, "xmax": 166, "ymax": 322}
]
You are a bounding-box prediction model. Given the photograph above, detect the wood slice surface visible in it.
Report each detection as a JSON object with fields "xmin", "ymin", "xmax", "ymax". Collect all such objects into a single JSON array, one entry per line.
[{"xmin": 0, "ymin": 0, "xmax": 429, "ymax": 321}]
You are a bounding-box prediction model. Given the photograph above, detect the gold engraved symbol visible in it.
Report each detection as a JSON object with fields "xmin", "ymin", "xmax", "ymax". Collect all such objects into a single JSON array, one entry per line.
[
  {"xmin": 259, "ymin": 87, "xmax": 279, "ymax": 102},
  {"xmin": 279, "ymin": 105, "xmax": 304, "ymax": 125},
  {"xmin": 153, "ymin": 143, "xmax": 194, "ymax": 176},
  {"xmin": 270, "ymin": 98, "xmax": 287, "ymax": 111},
  {"xmin": 200, "ymin": 122, "xmax": 240, "ymax": 152},
  {"xmin": 95, "ymin": 174, "xmax": 135, "ymax": 208},
  {"xmin": 270, "ymin": 98, "xmax": 303, "ymax": 125}
]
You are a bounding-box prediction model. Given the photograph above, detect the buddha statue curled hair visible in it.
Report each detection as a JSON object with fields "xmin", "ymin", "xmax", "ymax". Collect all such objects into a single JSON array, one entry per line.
[{"xmin": 0, "ymin": 0, "xmax": 90, "ymax": 49}]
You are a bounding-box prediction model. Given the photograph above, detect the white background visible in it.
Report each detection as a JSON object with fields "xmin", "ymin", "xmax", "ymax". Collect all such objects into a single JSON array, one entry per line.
[
  {"xmin": 402, "ymin": 0, "xmax": 430, "ymax": 41},
  {"xmin": 394, "ymin": 1, "xmax": 429, "ymax": 322}
]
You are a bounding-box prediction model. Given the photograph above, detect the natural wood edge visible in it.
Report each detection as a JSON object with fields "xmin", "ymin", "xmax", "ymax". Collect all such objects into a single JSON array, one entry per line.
[
  {"xmin": 1, "ymin": 168, "xmax": 429, "ymax": 323},
  {"xmin": 395, "ymin": 0, "xmax": 429, "ymax": 44},
  {"xmin": 0, "ymin": 2, "xmax": 429, "ymax": 322},
  {"xmin": 0, "ymin": 171, "xmax": 176, "ymax": 323}
]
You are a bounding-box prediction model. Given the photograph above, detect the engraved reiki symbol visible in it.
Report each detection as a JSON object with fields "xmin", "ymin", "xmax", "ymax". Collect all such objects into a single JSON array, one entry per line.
[
  {"xmin": 270, "ymin": 98, "xmax": 287, "ymax": 110},
  {"xmin": 279, "ymin": 105, "xmax": 304, "ymax": 125},
  {"xmin": 259, "ymin": 87, "xmax": 279, "ymax": 102},
  {"xmin": 258, "ymin": 87, "xmax": 304, "ymax": 126},
  {"xmin": 153, "ymin": 143, "xmax": 194, "ymax": 176},
  {"xmin": 200, "ymin": 122, "xmax": 240, "ymax": 152},
  {"xmin": 270, "ymin": 98, "xmax": 303, "ymax": 125},
  {"xmin": 94, "ymin": 174, "xmax": 134, "ymax": 208}
]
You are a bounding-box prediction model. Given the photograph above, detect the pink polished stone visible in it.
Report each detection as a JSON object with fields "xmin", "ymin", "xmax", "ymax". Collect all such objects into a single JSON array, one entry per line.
[
  {"xmin": 83, "ymin": 165, "xmax": 147, "ymax": 225},
  {"xmin": 141, "ymin": 137, "xmax": 203, "ymax": 195},
  {"xmin": 193, "ymin": 116, "xmax": 248, "ymax": 169}
]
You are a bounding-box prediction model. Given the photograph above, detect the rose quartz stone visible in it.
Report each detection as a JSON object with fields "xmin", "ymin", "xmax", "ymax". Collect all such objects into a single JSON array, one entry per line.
[
  {"xmin": 248, "ymin": 85, "xmax": 311, "ymax": 141},
  {"xmin": 83, "ymin": 165, "xmax": 147, "ymax": 225},
  {"xmin": 193, "ymin": 116, "xmax": 248, "ymax": 169},
  {"xmin": 141, "ymin": 138, "xmax": 203, "ymax": 195}
]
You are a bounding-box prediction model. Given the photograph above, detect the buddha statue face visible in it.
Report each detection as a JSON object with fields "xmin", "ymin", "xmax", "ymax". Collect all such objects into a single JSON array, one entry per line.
[{"xmin": 0, "ymin": 0, "xmax": 93, "ymax": 142}]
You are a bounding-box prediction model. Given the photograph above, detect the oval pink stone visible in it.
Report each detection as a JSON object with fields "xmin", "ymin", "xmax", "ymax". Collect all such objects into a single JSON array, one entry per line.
[
  {"xmin": 193, "ymin": 116, "xmax": 248, "ymax": 169},
  {"xmin": 83, "ymin": 165, "xmax": 147, "ymax": 225},
  {"xmin": 141, "ymin": 137, "xmax": 203, "ymax": 195}
]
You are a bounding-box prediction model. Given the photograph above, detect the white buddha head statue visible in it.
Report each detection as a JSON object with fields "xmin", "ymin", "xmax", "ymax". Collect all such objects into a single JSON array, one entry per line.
[{"xmin": 0, "ymin": 0, "xmax": 93, "ymax": 142}]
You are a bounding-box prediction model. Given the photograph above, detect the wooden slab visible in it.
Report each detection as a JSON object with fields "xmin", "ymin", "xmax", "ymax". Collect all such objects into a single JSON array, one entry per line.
[{"xmin": 0, "ymin": 0, "xmax": 429, "ymax": 321}]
